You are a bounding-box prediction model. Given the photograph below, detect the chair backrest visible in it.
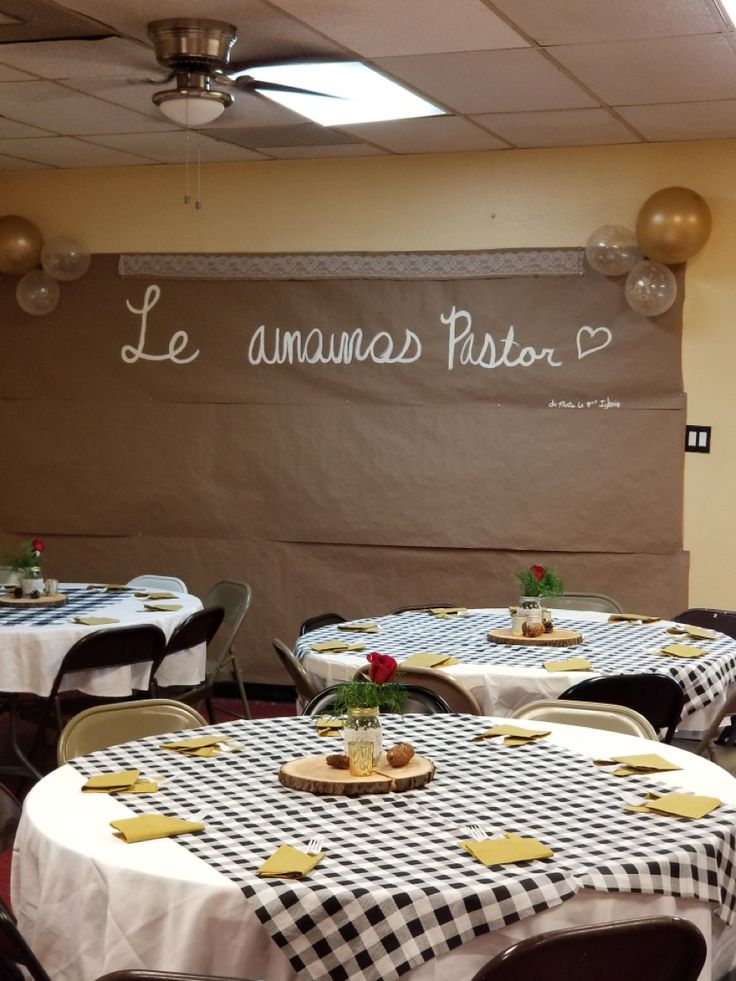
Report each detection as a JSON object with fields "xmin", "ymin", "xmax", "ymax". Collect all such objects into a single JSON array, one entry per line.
[
  {"xmin": 0, "ymin": 897, "xmax": 52, "ymax": 981},
  {"xmin": 57, "ymin": 698, "xmax": 208, "ymax": 764},
  {"xmin": 674, "ymin": 607, "xmax": 736, "ymax": 639},
  {"xmin": 392, "ymin": 603, "xmax": 462, "ymax": 614},
  {"xmin": 512, "ymin": 699, "xmax": 658, "ymax": 739},
  {"xmin": 559, "ymin": 673, "xmax": 685, "ymax": 742},
  {"xmin": 201, "ymin": 580, "xmax": 252, "ymax": 676},
  {"xmin": 50, "ymin": 624, "xmax": 168, "ymax": 701},
  {"xmin": 95, "ymin": 971, "xmax": 251, "ymax": 981},
  {"xmin": 126, "ymin": 575, "xmax": 187, "ymax": 592},
  {"xmin": 543, "ymin": 592, "xmax": 623, "ymax": 614},
  {"xmin": 352, "ymin": 664, "xmax": 481, "ymax": 714},
  {"xmin": 468, "ymin": 915, "xmax": 706, "ymax": 981},
  {"xmin": 162, "ymin": 606, "xmax": 225, "ymax": 657},
  {"xmin": 0, "ymin": 783, "xmax": 21, "ymax": 852},
  {"xmin": 299, "ymin": 612, "xmax": 346, "ymax": 635},
  {"xmin": 273, "ymin": 639, "xmax": 319, "ymax": 704},
  {"xmin": 302, "ymin": 683, "xmax": 451, "ymax": 716}
]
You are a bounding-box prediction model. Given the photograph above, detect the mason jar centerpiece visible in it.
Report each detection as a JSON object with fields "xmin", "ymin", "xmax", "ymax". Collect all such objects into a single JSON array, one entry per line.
[
  {"xmin": 333, "ymin": 653, "xmax": 406, "ymax": 777},
  {"xmin": 513, "ymin": 564, "xmax": 563, "ymax": 636},
  {"xmin": 3, "ymin": 537, "xmax": 46, "ymax": 597}
]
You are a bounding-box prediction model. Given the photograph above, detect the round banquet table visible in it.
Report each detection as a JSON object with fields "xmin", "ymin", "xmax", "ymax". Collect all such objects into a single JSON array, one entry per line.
[
  {"xmin": 11, "ymin": 714, "xmax": 736, "ymax": 981},
  {"xmin": 0, "ymin": 582, "xmax": 204, "ymax": 697},
  {"xmin": 294, "ymin": 608, "xmax": 736, "ymax": 736}
]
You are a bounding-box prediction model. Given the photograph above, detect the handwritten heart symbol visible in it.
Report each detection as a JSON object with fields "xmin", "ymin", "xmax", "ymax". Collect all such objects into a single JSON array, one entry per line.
[{"xmin": 576, "ymin": 325, "xmax": 612, "ymax": 360}]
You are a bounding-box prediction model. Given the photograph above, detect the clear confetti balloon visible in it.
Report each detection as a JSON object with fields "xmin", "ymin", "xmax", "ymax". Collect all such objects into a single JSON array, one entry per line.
[
  {"xmin": 625, "ymin": 260, "xmax": 677, "ymax": 317},
  {"xmin": 585, "ymin": 224, "xmax": 641, "ymax": 276},
  {"xmin": 16, "ymin": 269, "xmax": 61, "ymax": 316},
  {"xmin": 41, "ymin": 235, "xmax": 91, "ymax": 281}
]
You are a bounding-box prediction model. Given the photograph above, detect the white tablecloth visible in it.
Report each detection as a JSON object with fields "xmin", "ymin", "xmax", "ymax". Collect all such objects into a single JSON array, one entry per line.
[
  {"xmin": 11, "ymin": 718, "xmax": 736, "ymax": 981},
  {"xmin": 0, "ymin": 583, "xmax": 204, "ymax": 696},
  {"xmin": 295, "ymin": 609, "xmax": 736, "ymax": 734}
]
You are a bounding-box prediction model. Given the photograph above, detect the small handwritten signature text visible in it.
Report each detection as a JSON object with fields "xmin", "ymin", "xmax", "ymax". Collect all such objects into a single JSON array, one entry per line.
[{"xmin": 548, "ymin": 397, "xmax": 621, "ymax": 409}]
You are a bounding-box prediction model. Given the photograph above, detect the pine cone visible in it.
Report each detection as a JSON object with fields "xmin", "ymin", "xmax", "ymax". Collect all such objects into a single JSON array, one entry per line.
[
  {"xmin": 386, "ymin": 742, "xmax": 415, "ymax": 767},
  {"xmin": 326, "ymin": 754, "xmax": 350, "ymax": 770},
  {"xmin": 523, "ymin": 621, "xmax": 545, "ymax": 638}
]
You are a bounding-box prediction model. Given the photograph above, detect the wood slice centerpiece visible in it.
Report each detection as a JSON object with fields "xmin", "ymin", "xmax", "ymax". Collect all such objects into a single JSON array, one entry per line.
[
  {"xmin": 488, "ymin": 627, "xmax": 582, "ymax": 647},
  {"xmin": 279, "ymin": 753, "xmax": 435, "ymax": 796},
  {"xmin": 0, "ymin": 592, "xmax": 67, "ymax": 609}
]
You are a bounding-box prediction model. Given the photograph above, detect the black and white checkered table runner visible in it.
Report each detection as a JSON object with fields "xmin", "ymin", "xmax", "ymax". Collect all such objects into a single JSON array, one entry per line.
[
  {"xmin": 294, "ymin": 611, "xmax": 736, "ymax": 719},
  {"xmin": 72, "ymin": 715, "xmax": 736, "ymax": 981},
  {"xmin": 0, "ymin": 586, "xmax": 132, "ymax": 627}
]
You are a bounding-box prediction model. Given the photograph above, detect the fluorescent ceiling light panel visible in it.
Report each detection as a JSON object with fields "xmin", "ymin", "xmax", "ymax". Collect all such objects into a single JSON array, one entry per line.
[
  {"xmin": 717, "ymin": 0, "xmax": 736, "ymax": 26},
  {"xmin": 240, "ymin": 62, "xmax": 445, "ymax": 126}
]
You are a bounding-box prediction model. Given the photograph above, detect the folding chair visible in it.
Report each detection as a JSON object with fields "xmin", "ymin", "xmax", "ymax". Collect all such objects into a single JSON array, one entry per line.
[
  {"xmin": 273, "ymin": 639, "xmax": 318, "ymax": 709},
  {"xmin": 126, "ymin": 575, "xmax": 187, "ymax": 592},
  {"xmin": 302, "ymin": 683, "xmax": 451, "ymax": 716},
  {"xmin": 151, "ymin": 606, "xmax": 225, "ymax": 722},
  {"xmin": 352, "ymin": 663, "xmax": 481, "ymax": 714},
  {"xmin": 0, "ymin": 897, "xmax": 52, "ymax": 981},
  {"xmin": 559, "ymin": 673, "xmax": 685, "ymax": 743},
  {"xmin": 512, "ymin": 699, "xmax": 658, "ymax": 739},
  {"xmin": 201, "ymin": 581, "xmax": 252, "ymax": 719},
  {"xmin": 543, "ymin": 593, "xmax": 623, "ymax": 614},
  {"xmin": 299, "ymin": 612, "xmax": 346, "ymax": 635}
]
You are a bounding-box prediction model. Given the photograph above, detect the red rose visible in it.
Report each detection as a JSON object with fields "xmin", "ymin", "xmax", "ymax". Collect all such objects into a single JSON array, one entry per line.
[
  {"xmin": 32, "ymin": 539, "xmax": 45, "ymax": 553},
  {"xmin": 531, "ymin": 564, "xmax": 545, "ymax": 582},
  {"xmin": 366, "ymin": 652, "xmax": 398, "ymax": 685}
]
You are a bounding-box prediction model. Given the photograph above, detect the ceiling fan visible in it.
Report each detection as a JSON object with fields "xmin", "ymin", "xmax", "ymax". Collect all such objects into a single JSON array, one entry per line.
[{"xmin": 147, "ymin": 17, "xmax": 340, "ymax": 126}]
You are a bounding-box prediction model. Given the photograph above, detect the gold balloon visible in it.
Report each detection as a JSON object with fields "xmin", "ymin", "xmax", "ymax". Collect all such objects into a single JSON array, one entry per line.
[
  {"xmin": 0, "ymin": 215, "xmax": 43, "ymax": 276},
  {"xmin": 636, "ymin": 187, "xmax": 712, "ymax": 264}
]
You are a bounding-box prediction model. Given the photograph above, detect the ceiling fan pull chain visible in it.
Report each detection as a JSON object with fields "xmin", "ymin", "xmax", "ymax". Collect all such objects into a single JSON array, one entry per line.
[{"xmin": 184, "ymin": 126, "xmax": 191, "ymax": 206}]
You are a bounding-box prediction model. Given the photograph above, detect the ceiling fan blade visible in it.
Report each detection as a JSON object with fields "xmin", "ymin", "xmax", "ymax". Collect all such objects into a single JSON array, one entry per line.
[{"xmin": 238, "ymin": 78, "xmax": 343, "ymax": 99}]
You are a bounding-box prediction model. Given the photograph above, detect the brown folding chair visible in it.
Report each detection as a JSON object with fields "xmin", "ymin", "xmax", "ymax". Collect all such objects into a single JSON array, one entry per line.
[
  {"xmin": 151, "ymin": 606, "xmax": 225, "ymax": 722},
  {"xmin": 0, "ymin": 782, "xmax": 21, "ymax": 852},
  {"xmin": 0, "ymin": 896, "xmax": 52, "ymax": 981},
  {"xmin": 392, "ymin": 603, "xmax": 462, "ymax": 614},
  {"xmin": 559, "ymin": 673, "xmax": 685, "ymax": 743},
  {"xmin": 273, "ymin": 639, "xmax": 319, "ymax": 708},
  {"xmin": 469, "ymin": 915, "xmax": 705, "ymax": 981},
  {"xmin": 95, "ymin": 971, "xmax": 251, "ymax": 981},
  {"xmin": 352, "ymin": 663, "xmax": 482, "ymax": 714}
]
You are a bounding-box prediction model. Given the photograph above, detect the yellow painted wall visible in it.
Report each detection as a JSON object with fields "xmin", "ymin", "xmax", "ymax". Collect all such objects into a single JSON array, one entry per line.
[{"xmin": 1, "ymin": 139, "xmax": 733, "ymax": 608}]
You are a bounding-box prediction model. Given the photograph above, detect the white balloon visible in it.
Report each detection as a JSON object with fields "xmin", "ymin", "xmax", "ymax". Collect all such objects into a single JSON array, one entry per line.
[
  {"xmin": 41, "ymin": 235, "xmax": 91, "ymax": 281},
  {"xmin": 625, "ymin": 260, "xmax": 677, "ymax": 317},
  {"xmin": 16, "ymin": 269, "xmax": 61, "ymax": 316},
  {"xmin": 585, "ymin": 224, "xmax": 641, "ymax": 276}
]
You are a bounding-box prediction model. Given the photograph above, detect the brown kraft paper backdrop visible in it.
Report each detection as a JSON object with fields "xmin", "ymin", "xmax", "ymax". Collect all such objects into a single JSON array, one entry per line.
[{"xmin": 0, "ymin": 254, "xmax": 687, "ymax": 684}]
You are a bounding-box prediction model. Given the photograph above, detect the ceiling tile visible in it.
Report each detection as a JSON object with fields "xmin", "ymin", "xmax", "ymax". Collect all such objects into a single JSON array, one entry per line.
[
  {"xmin": 260, "ymin": 144, "xmax": 385, "ymax": 158},
  {"xmin": 0, "ymin": 63, "xmax": 34, "ymax": 81},
  {"xmin": 0, "ymin": 116, "xmax": 50, "ymax": 139},
  {"xmin": 375, "ymin": 49, "xmax": 597, "ymax": 114},
  {"xmin": 552, "ymin": 34, "xmax": 736, "ymax": 105},
  {"xmin": 0, "ymin": 37, "xmax": 153, "ymax": 78},
  {"xmin": 269, "ymin": 0, "xmax": 528, "ymax": 56},
  {"xmin": 0, "ymin": 136, "xmax": 156, "ymax": 167},
  {"xmin": 209, "ymin": 123, "xmax": 358, "ymax": 148},
  {"xmin": 0, "ymin": 0, "xmax": 114, "ymax": 42},
  {"xmin": 84, "ymin": 131, "xmax": 266, "ymax": 162},
  {"xmin": 0, "ymin": 80, "xmax": 176, "ymax": 134},
  {"xmin": 0, "ymin": 152, "xmax": 48, "ymax": 169},
  {"xmin": 491, "ymin": 0, "xmax": 721, "ymax": 45},
  {"xmin": 617, "ymin": 100, "xmax": 736, "ymax": 141},
  {"xmin": 472, "ymin": 107, "xmax": 640, "ymax": 148},
  {"xmin": 341, "ymin": 115, "xmax": 509, "ymax": 152}
]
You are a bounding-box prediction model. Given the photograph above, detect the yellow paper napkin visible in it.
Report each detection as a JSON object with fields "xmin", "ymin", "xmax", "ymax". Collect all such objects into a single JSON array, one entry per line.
[
  {"xmin": 310, "ymin": 641, "xmax": 365, "ymax": 654},
  {"xmin": 135, "ymin": 591, "xmax": 178, "ymax": 600},
  {"xmin": 401, "ymin": 652, "xmax": 460, "ymax": 669},
  {"xmin": 666, "ymin": 625, "xmax": 718, "ymax": 640},
  {"xmin": 542, "ymin": 657, "xmax": 592, "ymax": 672},
  {"xmin": 657, "ymin": 643, "xmax": 706, "ymax": 659},
  {"xmin": 74, "ymin": 616, "xmax": 121, "ymax": 625},
  {"xmin": 315, "ymin": 717, "xmax": 344, "ymax": 737},
  {"xmin": 337, "ymin": 622, "xmax": 380, "ymax": 633},
  {"xmin": 594, "ymin": 753, "xmax": 682, "ymax": 777},
  {"xmin": 144, "ymin": 603, "xmax": 183, "ymax": 612},
  {"xmin": 83, "ymin": 770, "xmax": 140, "ymax": 792},
  {"xmin": 257, "ymin": 844, "xmax": 324, "ymax": 878},
  {"xmin": 428, "ymin": 607, "xmax": 468, "ymax": 618},
  {"xmin": 608, "ymin": 613, "xmax": 661, "ymax": 624},
  {"xmin": 460, "ymin": 833, "xmax": 553, "ymax": 866},
  {"xmin": 473, "ymin": 724, "xmax": 550, "ymax": 745},
  {"xmin": 87, "ymin": 584, "xmax": 131, "ymax": 591},
  {"xmin": 626, "ymin": 792, "xmax": 721, "ymax": 819},
  {"xmin": 110, "ymin": 814, "xmax": 204, "ymax": 843},
  {"xmin": 160, "ymin": 735, "xmax": 233, "ymax": 757}
]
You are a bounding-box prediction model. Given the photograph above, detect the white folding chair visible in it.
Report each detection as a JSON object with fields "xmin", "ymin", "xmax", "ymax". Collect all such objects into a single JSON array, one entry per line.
[{"xmin": 127, "ymin": 574, "xmax": 187, "ymax": 592}]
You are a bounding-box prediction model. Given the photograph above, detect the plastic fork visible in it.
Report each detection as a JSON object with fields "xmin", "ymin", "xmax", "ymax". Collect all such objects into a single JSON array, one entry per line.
[
  {"xmin": 306, "ymin": 835, "xmax": 326, "ymax": 854},
  {"xmin": 466, "ymin": 824, "xmax": 486, "ymax": 841}
]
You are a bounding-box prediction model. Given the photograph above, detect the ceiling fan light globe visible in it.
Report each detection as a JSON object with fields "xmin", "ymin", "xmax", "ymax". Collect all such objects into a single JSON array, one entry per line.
[{"xmin": 153, "ymin": 89, "xmax": 230, "ymax": 126}]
